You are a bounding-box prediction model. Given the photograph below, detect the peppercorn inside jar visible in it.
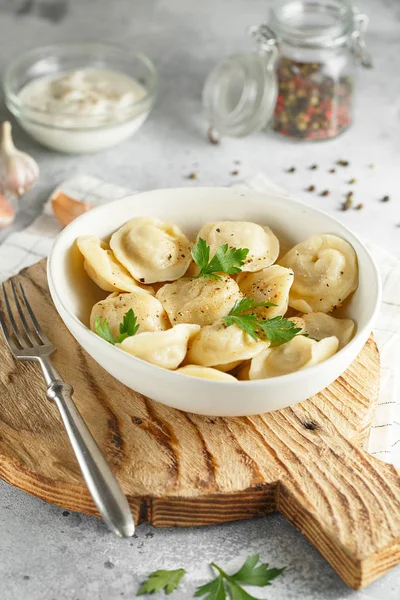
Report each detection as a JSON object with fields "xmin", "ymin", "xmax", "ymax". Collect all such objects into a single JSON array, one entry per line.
[{"xmin": 269, "ymin": 0, "xmax": 371, "ymax": 141}]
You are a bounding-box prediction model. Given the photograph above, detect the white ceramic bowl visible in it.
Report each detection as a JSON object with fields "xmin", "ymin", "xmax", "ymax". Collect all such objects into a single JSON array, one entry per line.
[{"xmin": 48, "ymin": 187, "xmax": 381, "ymax": 416}]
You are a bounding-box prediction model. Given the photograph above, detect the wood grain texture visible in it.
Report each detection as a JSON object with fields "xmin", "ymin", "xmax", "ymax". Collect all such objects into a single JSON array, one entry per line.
[{"xmin": 1, "ymin": 259, "xmax": 400, "ymax": 590}]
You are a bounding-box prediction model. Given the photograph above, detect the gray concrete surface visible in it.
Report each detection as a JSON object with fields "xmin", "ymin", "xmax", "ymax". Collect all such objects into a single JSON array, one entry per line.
[{"xmin": 0, "ymin": 1, "xmax": 399, "ymax": 598}]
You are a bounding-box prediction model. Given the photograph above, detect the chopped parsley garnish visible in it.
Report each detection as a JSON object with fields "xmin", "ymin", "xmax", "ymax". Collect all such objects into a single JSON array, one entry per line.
[
  {"xmin": 222, "ymin": 298, "xmax": 301, "ymax": 344},
  {"xmin": 94, "ymin": 308, "xmax": 139, "ymax": 345},
  {"xmin": 191, "ymin": 238, "xmax": 249, "ymax": 281}
]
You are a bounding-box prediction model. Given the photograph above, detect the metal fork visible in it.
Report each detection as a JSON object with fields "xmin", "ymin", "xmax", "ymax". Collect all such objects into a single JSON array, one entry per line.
[{"xmin": 0, "ymin": 280, "xmax": 135, "ymax": 538}]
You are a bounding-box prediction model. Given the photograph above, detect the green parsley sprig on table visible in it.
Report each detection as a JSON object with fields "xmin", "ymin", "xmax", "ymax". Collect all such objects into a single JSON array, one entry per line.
[
  {"xmin": 222, "ymin": 298, "xmax": 302, "ymax": 344},
  {"xmin": 137, "ymin": 568, "xmax": 186, "ymax": 596},
  {"xmin": 196, "ymin": 554, "xmax": 285, "ymax": 600},
  {"xmin": 136, "ymin": 555, "xmax": 285, "ymax": 598},
  {"xmin": 94, "ymin": 308, "xmax": 139, "ymax": 345},
  {"xmin": 191, "ymin": 238, "xmax": 249, "ymax": 280}
]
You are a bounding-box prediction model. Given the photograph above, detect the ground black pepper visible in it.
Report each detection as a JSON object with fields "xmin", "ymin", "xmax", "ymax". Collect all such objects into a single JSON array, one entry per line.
[{"xmin": 273, "ymin": 58, "xmax": 353, "ymax": 140}]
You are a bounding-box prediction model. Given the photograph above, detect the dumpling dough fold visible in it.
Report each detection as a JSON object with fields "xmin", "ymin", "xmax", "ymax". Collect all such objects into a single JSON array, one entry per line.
[
  {"xmin": 290, "ymin": 312, "xmax": 355, "ymax": 350},
  {"xmin": 116, "ymin": 324, "xmax": 200, "ymax": 370},
  {"xmin": 175, "ymin": 365, "xmax": 237, "ymax": 381},
  {"xmin": 185, "ymin": 319, "xmax": 269, "ymax": 369},
  {"xmin": 90, "ymin": 291, "xmax": 170, "ymax": 338},
  {"xmin": 156, "ymin": 275, "xmax": 242, "ymax": 327},
  {"xmin": 110, "ymin": 217, "xmax": 192, "ymax": 284},
  {"xmin": 196, "ymin": 221, "xmax": 279, "ymax": 272},
  {"xmin": 237, "ymin": 265, "xmax": 294, "ymax": 319},
  {"xmin": 77, "ymin": 236, "xmax": 153, "ymax": 294},
  {"xmin": 279, "ymin": 234, "xmax": 358, "ymax": 313},
  {"xmin": 249, "ymin": 335, "xmax": 339, "ymax": 379}
]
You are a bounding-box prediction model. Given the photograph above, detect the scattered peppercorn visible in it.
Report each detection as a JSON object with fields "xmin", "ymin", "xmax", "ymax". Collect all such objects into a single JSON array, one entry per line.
[
  {"xmin": 355, "ymin": 203, "xmax": 364, "ymax": 210},
  {"xmin": 207, "ymin": 126, "xmax": 220, "ymax": 145},
  {"xmin": 381, "ymin": 195, "xmax": 390, "ymax": 202},
  {"xmin": 231, "ymin": 170, "xmax": 239, "ymax": 176},
  {"xmin": 320, "ymin": 189, "xmax": 330, "ymax": 197},
  {"xmin": 309, "ymin": 164, "xmax": 318, "ymax": 170},
  {"xmin": 348, "ymin": 178, "xmax": 356, "ymax": 184},
  {"xmin": 329, "ymin": 168, "xmax": 336, "ymax": 173},
  {"xmin": 306, "ymin": 185, "xmax": 316, "ymax": 192},
  {"xmin": 287, "ymin": 167, "xmax": 296, "ymax": 173},
  {"xmin": 341, "ymin": 197, "xmax": 353, "ymax": 211},
  {"xmin": 337, "ymin": 159, "xmax": 349, "ymax": 166},
  {"xmin": 346, "ymin": 191, "xmax": 353, "ymax": 199},
  {"xmin": 187, "ymin": 172, "xmax": 197, "ymax": 180}
]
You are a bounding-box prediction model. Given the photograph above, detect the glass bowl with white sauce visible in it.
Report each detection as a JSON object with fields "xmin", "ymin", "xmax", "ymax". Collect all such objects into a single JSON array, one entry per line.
[{"xmin": 3, "ymin": 42, "xmax": 158, "ymax": 154}]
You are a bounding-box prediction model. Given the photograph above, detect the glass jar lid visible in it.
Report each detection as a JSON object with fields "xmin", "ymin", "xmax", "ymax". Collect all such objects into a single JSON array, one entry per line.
[{"xmin": 202, "ymin": 26, "xmax": 278, "ymax": 138}]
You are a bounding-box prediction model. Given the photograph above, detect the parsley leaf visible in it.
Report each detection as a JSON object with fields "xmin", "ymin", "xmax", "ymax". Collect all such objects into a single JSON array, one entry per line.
[
  {"xmin": 191, "ymin": 238, "xmax": 249, "ymax": 280},
  {"xmin": 194, "ymin": 574, "xmax": 226, "ymax": 600},
  {"xmin": 94, "ymin": 316, "xmax": 116, "ymax": 345},
  {"xmin": 222, "ymin": 298, "xmax": 301, "ymax": 344},
  {"xmin": 117, "ymin": 308, "xmax": 139, "ymax": 342},
  {"xmin": 259, "ymin": 316, "xmax": 302, "ymax": 345},
  {"xmin": 230, "ymin": 554, "xmax": 285, "ymax": 586},
  {"xmin": 137, "ymin": 568, "xmax": 186, "ymax": 596},
  {"xmin": 195, "ymin": 556, "xmax": 285, "ymax": 600},
  {"xmin": 94, "ymin": 309, "xmax": 140, "ymax": 345}
]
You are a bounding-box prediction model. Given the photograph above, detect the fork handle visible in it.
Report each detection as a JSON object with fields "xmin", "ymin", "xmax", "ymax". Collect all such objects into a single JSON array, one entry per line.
[{"xmin": 46, "ymin": 380, "xmax": 135, "ymax": 538}]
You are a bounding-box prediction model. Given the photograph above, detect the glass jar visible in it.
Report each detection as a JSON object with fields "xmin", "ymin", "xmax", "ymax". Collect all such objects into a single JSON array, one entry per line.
[{"xmin": 203, "ymin": 0, "xmax": 371, "ymax": 141}]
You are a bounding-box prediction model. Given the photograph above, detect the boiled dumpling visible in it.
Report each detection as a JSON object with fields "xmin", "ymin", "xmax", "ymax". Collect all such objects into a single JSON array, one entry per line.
[
  {"xmin": 175, "ymin": 365, "xmax": 237, "ymax": 381},
  {"xmin": 185, "ymin": 319, "xmax": 269, "ymax": 369},
  {"xmin": 196, "ymin": 221, "xmax": 279, "ymax": 272},
  {"xmin": 110, "ymin": 217, "xmax": 192, "ymax": 284},
  {"xmin": 90, "ymin": 291, "xmax": 170, "ymax": 338},
  {"xmin": 156, "ymin": 275, "xmax": 242, "ymax": 327},
  {"xmin": 249, "ymin": 335, "xmax": 339, "ymax": 379},
  {"xmin": 116, "ymin": 324, "xmax": 200, "ymax": 369},
  {"xmin": 77, "ymin": 236, "xmax": 154, "ymax": 294},
  {"xmin": 237, "ymin": 265, "xmax": 294, "ymax": 319},
  {"xmin": 290, "ymin": 312, "xmax": 355, "ymax": 350},
  {"xmin": 279, "ymin": 234, "xmax": 358, "ymax": 313}
]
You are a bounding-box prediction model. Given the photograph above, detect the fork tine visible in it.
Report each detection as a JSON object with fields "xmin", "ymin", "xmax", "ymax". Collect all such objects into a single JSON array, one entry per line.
[
  {"xmin": 2, "ymin": 283, "xmax": 26, "ymax": 349},
  {"xmin": 0, "ymin": 308, "xmax": 19, "ymax": 354},
  {"xmin": 19, "ymin": 282, "xmax": 51, "ymax": 345},
  {"xmin": 11, "ymin": 280, "xmax": 38, "ymax": 346}
]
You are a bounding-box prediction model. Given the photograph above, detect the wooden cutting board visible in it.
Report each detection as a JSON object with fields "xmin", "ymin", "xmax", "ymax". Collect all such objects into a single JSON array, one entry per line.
[{"xmin": 1, "ymin": 260, "xmax": 400, "ymax": 590}]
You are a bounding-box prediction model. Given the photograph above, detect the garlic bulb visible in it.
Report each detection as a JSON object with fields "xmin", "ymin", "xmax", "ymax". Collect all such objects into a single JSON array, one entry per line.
[
  {"xmin": 0, "ymin": 121, "xmax": 39, "ymax": 197},
  {"xmin": 52, "ymin": 190, "xmax": 93, "ymax": 227},
  {"xmin": 0, "ymin": 193, "xmax": 16, "ymax": 228}
]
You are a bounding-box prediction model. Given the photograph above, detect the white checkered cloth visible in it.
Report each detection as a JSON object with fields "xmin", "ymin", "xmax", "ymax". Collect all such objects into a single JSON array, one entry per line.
[{"xmin": 0, "ymin": 174, "xmax": 399, "ymax": 466}]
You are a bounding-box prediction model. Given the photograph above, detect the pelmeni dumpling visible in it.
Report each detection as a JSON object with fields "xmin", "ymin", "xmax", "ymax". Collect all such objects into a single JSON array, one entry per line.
[
  {"xmin": 237, "ymin": 265, "xmax": 294, "ymax": 319},
  {"xmin": 291, "ymin": 312, "xmax": 355, "ymax": 350},
  {"xmin": 77, "ymin": 236, "xmax": 154, "ymax": 294},
  {"xmin": 280, "ymin": 234, "xmax": 358, "ymax": 313},
  {"xmin": 186, "ymin": 319, "xmax": 269, "ymax": 369},
  {"xmin": 196, "ymin": 221, "xmax": 279, "ymax": 272},
  {"xmin": 90, "ymin": 291, "xmax": 170, "ymax": 338},
  {"xmin": 175, "ymin": 365, "xmax": 237, "ymax": 381},
  {"xmin": 117, "ymin": 324, "xmax": 200, "ymax": 369},
  {"xmin": 249, "ymin": 335, "xmax": 339, "ymax": 380},
  {"xmin": 110, "ymin": 217, "xmax": 192, "ymax": 284},
  {"xmin": 156, "ymin": 275, "xmax": 242, "ymax": 327}
]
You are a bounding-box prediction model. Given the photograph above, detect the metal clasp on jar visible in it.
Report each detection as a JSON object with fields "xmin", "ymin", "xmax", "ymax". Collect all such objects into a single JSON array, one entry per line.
[
  {"xmin": 351, "ymin": 9, "xmax": 373, "ymax": 68},
  {"xmin": 248, "ymin": 24, "xmax": 279, "ymax": 71}
]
